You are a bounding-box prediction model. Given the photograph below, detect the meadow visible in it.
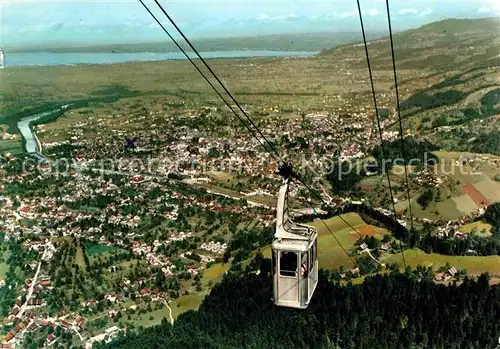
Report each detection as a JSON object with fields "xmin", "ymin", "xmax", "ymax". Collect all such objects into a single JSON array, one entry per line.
[
  {"xmin": 261, "ymin": 213, "xmax": 389, "ymax": 271},
  {"xmin": 170, "ymin": 292, "xmax": 208, "ymax": 319},
  {"xmin": 382, "ymin": 249, "xmax": 500, "ymax": 277},
  {"xmin": 257, "ymin": 212, "xmax": 500, "ymax": 280},
  {"xmin": 0, "ymin": 249, "xmax": 9, "ymax": 280}
]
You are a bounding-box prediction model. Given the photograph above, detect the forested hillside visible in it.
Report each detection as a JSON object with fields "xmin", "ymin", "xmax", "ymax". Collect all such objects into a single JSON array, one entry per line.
[{"xmin": 99, "ymin": 260, "xmax": 500, "ymax": 349}]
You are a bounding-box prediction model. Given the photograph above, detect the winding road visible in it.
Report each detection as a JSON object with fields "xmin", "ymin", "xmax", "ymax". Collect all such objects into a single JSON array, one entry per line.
[{"xmin": 161, "ymin": 298, "xmax": 174, "ymax": 324}]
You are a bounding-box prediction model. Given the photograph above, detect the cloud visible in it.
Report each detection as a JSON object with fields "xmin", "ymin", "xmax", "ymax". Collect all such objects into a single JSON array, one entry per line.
[
  {"xmin": 419, "ymin": 8, "xmax": 433, "ymax": 16},
  {"xmin": 397, "ymin": 8, "xmax": 418, "ymax": 15},
  {"xmin": 309, "ymin": 13, "xmax": 339, "ymax": 21},
  {"xmin": 252, "ymin": 12, "xmax": 302, "ymax": 22},
  {"xmin": 254, "ymin": 13, "xmax": 269, "ymax": 21},
  {"xmin": 396, "ymin": 7, "xmax": 433, "ymax": 17},
  {"xmin": 340, "ymin": 8, "xmax": 379, "ymax": 19},
  {"xmin": 476, "ymin": 0, "xmax": 500, "ymax": 15},
  {"xmin": 21, "ymin": 22, "xmax": 64, "ymax": 33},
  {"xmin": 340, "ymin": 9, "xmax": 357, "ymax": 19},
  {"xmin": 274, "ymin": 13, "xmax": 300, "ymax": 20},
  {"xmin": 365, "ymin": 8, "xmax": 379, "ymax": 16}
]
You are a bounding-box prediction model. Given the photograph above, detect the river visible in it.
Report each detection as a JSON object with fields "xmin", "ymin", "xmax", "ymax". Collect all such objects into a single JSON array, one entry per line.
[
  {"xmin": 6, "ymin": 50, "xmax": 319, "ymax": 67},
  {"xmin": 17, "ymin": 105, "xmax": 70, "ymax": 162}
]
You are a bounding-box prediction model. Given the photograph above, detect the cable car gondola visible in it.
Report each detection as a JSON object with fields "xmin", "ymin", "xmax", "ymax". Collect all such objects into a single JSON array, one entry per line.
[{"xmin": 272, "ymin": 178, "xmax": 318, "ymax": 309}]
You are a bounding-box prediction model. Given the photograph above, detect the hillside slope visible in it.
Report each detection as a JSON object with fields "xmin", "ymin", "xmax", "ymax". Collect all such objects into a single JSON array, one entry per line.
[
  {"xmin": 320, "ymin": 17, "xmax": 500, "ymax": 71},
  {"xmin": 99, "ymin": 265, "xmax": 500, "ymax": 349}
]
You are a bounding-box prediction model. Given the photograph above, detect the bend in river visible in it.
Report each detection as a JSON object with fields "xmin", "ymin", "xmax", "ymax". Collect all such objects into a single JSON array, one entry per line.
[{"xmin": 17, "ymin": 104, "xmax": 71, "ymax": 162}]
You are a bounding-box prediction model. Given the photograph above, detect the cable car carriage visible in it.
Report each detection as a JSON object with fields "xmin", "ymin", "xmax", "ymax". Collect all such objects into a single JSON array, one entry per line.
[{"xmin": 272, "ymin": 178, "xmax": 318, "ymax": 309}]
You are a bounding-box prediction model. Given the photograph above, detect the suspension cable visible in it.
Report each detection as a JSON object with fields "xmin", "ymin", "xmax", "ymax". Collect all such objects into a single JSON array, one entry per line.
[
  {"xmin": 385, "ymin": 0, "xmax": 415, "ymax": 231},
  {"xmin": 356, "ymin": 0, "xmax": 406, "ymax": 269},
  {"xmin": 138, "ymin": 0, "xmax": 279, "ymax": 164},
  {"xmin": 142, "ymin": 0, "xmax": 361, "ymax": 261},
  {"xmin": 153, "ymin": 0, "xmax": 283, "ymax": 162},
  {"xmin": 292, "ymin": 182, "xmax": 358, "ymax": 267},
  {"xmin": 141, "ymin": 0, "xmax": 392, "ymax": 273}
]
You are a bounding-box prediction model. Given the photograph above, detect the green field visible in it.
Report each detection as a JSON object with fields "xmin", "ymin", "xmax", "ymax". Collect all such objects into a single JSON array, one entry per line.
[
  {"xmin": 133, "ymin": 306, "xmax": 174, "ymax": 327},
  {"xmin": 458, "ymin": 221, "xmax": 492, "ymax": 236},
  {"xmin": 382, "ymin": 249, "xmax": 500, "ymax": 276},
  {"xmin": 0, "ymin": 139, "xmax": 23, "ymax": 155},
  {"xmin": 201, "ymin": 262, "xmax": 230, "ymax": 287},
  {"xmin": 262, "ymin": 213, "xmax": 388, "ymax": 270},
  {"xmin": 84, "ymin": 242, "xmax": 125, "ymax": 256},
  {"xmin": 0, "ymin": 262, "xmax": 9, "ymax": 280},
  {"xmin": 170, "ymin": 292, "xmax": 208, "ymax": 320},
  {"xmin": 311, "ymin": 213, "xmax": 369, "ymax": 270}
]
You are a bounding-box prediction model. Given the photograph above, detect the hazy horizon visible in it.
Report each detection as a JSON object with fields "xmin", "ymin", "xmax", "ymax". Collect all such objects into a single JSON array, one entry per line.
[{"xmin": 1, "ymin": 0, "xmax": 499, "ymax": 51}]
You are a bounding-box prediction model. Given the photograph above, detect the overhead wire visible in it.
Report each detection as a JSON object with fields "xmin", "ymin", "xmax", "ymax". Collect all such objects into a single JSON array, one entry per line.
[
  {"xmin": 138, "ymin": 0, "xmax": 279, "ymax": 164},
  {"xmin": 152, "ymin": 0, "xmax": 283, "ymax": 163},
  {"xmin": 385, "ymin": 0, "xmax": 415, "ymax": 231},
  {"xmin": 141, "ymin": 0, "xmax": 400, "ymax": 278},
  {"xmin": 356, "ymin": 0, "xmax": 406, "ymax": 269},
  {"xmin": 292, "ymin": 181, "xmax": 358, "ymax": 267},
  {"xmin": 294, "ymin": 178, "xmax": 365, "ymax": 242},
  {"xmin": 143, "ymin": 0, "xmax": 358, "ymax": 264}
]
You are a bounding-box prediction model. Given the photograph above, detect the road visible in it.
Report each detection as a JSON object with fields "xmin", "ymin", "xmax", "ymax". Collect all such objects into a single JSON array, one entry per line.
[
  {"xmin": 71, "ymin": 325, "xmax": 84, "ymax": 341},
  {"xmin": 85, "ymin": 167, "xmax": 274, "ymax": 209},
  {"xmin": 362, "ymin": 248, "xmax": 385, "ymax": 267},
  {"xmin": 18, "ymin": 245, "xmax": 48, "ymax": 318},
  {"xmin": 166, "ymin": 303, "xmax": 174, "ymax": 324},
  {"xmin": 319, "ymin": 183, "xmax": 334, "ymax": 204},
  {"xmin": 161, "ymin": 298, "xmax": 174, "ymax": 324}
]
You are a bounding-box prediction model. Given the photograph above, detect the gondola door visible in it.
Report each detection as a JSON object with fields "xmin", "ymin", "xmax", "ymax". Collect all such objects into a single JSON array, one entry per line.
[{"xmin": 300, "ymin": 252, "xmax": 309, "ymax": 305}]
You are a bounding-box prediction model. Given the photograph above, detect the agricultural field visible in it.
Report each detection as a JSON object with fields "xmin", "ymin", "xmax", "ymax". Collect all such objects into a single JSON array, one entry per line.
[
  {"xmin": 393, "ymin": 150, "xmax": 500, "ymax": 221},
  {"xmin": 170, "ymin": 292, "xmax": 208, "ymax": 320},
  {"xmin": 84, "ymin": 242, "xmax": 128, "ymax": 262},
  {"xmin": 382, "ymin": 249, "xmax": 500, "ymax": 277},
  {"xmin": 474, "ymin": 178, "xmax": 500, "ymax": 203},
  {"xmin": 458, "ymin": 221, "xmax": 492, "ymax": 236},
  {"xmin": 262, "ymin": 213, "xmax": 390, "ymax": 271}
]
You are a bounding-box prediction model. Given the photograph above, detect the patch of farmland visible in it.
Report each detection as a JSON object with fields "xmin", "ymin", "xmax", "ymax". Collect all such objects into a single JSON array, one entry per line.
[
  {"xmin": 473, "ymin": 178, "xmax": 500, "ymax": 202},
  {"xmin": 463, "ymin": 184, "xmax": 490, "ymax": 207},
  {"xmin": 451, "ymin": 194, "xmax": 479, "ymax": 215}
]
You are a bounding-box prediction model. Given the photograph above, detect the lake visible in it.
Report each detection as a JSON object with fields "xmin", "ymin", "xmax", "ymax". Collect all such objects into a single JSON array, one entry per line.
[{"xmin": 5, "ymin": 50, "xmax": 319, "ymax": 67}]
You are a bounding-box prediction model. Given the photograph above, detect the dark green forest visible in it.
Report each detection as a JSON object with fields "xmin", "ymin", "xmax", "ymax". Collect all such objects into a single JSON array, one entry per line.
[
  {"xmin": 485, "ymin": 203, "xmax": 500, "ymax": 228},
  {"xmin": 98, "ymin": 260, "xmax": 500, "ymax": 349},
  {"xmin": 370, "ymin": 137, "xmax": 439, "ymax": 169},
  {"xmin": 469, "ymin": 131, "xmax": 500, "ymax": 155}
]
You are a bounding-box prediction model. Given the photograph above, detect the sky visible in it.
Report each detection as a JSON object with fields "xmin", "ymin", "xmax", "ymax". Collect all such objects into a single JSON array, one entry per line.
[{"xmin": 1, "ymin": 0, "xmax": 499, "ymax": 49}]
